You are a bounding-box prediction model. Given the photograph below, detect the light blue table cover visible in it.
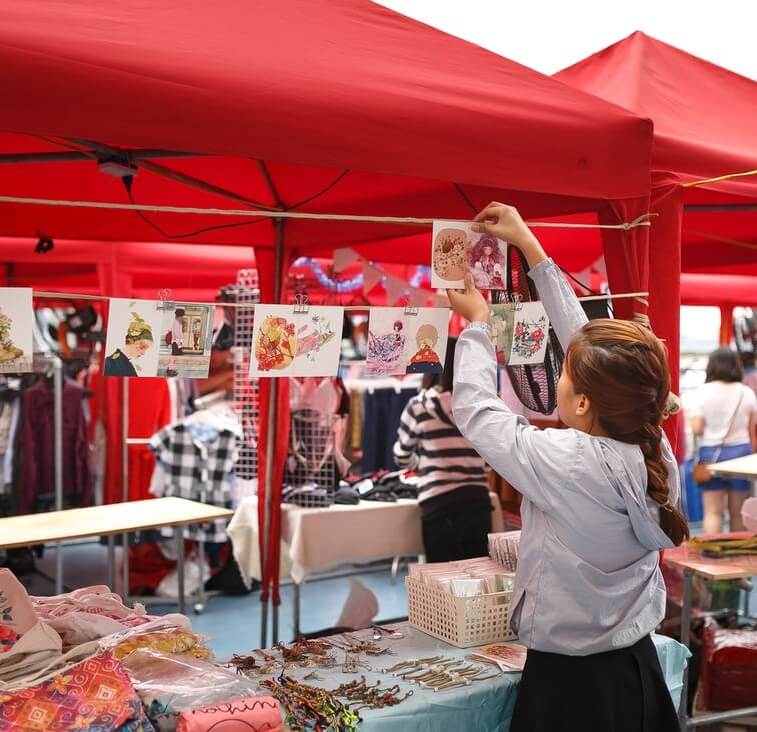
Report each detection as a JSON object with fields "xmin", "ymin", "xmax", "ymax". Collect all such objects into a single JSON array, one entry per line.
[{"xmin": 279, "ymin": 623, "xmax": 689, "ymax": 731}]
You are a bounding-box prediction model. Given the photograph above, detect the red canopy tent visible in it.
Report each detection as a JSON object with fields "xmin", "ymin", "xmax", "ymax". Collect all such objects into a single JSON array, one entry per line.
[
  {"xmin": 0, "ymin": 0, "xmax": 657, "ymax": 640},
  {"xmin": 556, "ymin": 31, "xmax": 757, "ymax": 403}
]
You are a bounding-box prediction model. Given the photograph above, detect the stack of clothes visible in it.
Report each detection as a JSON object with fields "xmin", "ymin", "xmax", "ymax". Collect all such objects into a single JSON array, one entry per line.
[{"xmin": 0, "ymin": 569, "xmax": 282, "ymax": 731}]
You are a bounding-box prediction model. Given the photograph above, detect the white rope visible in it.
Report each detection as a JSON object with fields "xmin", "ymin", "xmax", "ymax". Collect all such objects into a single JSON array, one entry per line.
[
  {"xmin": 34, "ymin": 289, "xmax": 648, "ymax": 307},
  {"xmin": 0, "ymin": 195, "xmax": 654, "ymax": 230}
]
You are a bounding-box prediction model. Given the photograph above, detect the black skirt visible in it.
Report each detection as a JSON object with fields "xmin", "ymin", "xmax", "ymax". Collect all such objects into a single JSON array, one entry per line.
[{"xmin": 511, "ymin": 634, "xmax": 679, "ymax": 732}]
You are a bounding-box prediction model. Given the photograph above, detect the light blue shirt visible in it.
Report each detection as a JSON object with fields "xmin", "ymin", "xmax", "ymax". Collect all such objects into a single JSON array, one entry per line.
[{"xmin": 453, "ymin": 258, "xmax": 680, "ymax": 655}]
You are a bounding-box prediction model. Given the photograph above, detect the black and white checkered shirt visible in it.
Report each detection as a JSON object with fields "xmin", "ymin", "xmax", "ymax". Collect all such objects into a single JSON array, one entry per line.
[{"xmin": 150, "ymin": 423, "xmax": 238, "ymax": 543}]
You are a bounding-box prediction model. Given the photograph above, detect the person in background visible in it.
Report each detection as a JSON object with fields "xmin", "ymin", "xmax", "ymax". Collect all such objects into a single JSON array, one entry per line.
[
  {"xmin": 741, "ymin": 350, "xmax": 757, "ymax": 395},
  {"xmin": 393, "ymin": 336, "xmax": 491, "ymax": 562},
  {"xmin": 690, "ymin": 348, "xmax": 757, "ymax": 534},
  {"xmin": 171, "ymin": 307, "xmax": 186, "ymax": 355},
  {"xmin": 449, "ymin": 202, "xmax": 685, "ymax": 731}
]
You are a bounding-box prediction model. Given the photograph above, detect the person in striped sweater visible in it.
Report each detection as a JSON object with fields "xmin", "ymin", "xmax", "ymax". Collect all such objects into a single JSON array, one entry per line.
[{"xmin": 393, "ymin": 337, "xmax": 491, "ymax": 561}]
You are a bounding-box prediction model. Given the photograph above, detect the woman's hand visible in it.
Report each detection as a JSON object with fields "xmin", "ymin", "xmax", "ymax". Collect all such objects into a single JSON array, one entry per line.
[
  {"xmin": 447, "ymin": 273, "xmax": 490, "ymax": 323},
  {"xmin": 473, "ymin": 202, "xmax": 547, "ymax": 269}
]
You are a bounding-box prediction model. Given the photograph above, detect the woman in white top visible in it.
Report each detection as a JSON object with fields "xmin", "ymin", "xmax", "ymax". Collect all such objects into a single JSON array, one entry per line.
[
  {"xmin": 448, "ymin": 202, "xmax": 686, "ymax": 731},
  {"xmin": 690, "ymin": 348, "xmax": 757, "ymax": 534}
]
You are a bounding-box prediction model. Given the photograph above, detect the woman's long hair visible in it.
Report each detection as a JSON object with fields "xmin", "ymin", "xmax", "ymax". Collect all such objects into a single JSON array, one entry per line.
[{"xmin": 566, "ymin": 320, "xmax": 689, "ymax": 546}]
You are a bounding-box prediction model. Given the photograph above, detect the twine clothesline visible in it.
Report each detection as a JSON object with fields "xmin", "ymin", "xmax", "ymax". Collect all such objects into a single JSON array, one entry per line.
[
  {"xmin": 32, "ymin": 289, "xmax": 649, "ymax": 308},
  {"xmin": 0, "ymin": 194, "xmax": 654, "ymax": 230}
]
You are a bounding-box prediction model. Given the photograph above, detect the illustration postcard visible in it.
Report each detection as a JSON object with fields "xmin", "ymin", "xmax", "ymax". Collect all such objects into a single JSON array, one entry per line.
[
  {"xmin": 431, "ymin": 221, "xmax": 507, "ymax": 290},
  {"xmin": 249, "ymin": 305, "xmax": 345, "ymax": 378},
  {"xmin": 491, "ymin": 301, "xmax": 550, "ymax": 366},
  {"xmin": 403, "ymin": 308, "xmax": 450, "ymax": 375},
  {"xmin": 156, "ymin": 303, "xmax": 215, "ymax": 379},
  {"xmin": 104, "ymin": 299, "xmax": 164, "ymax": 378},
  {"xmin": 0, "ymin": 288, "xmax": 33, "ymax": 374},
  {"xmin": 366, "ymin": 308, "xmax": 408, "ymax": 376}
]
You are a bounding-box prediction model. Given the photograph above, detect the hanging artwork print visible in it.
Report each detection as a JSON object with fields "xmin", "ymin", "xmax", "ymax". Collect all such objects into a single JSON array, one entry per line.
[
  {"xmin": 0, "ymin": 288, "xmax": 33, "ymax": 373},
  {"xmin": 104, "ymin": 299, "xmax": 163, "ymax": 378},
  {"xmin": 249, "ymin": 305, "xmax": 344, "ymax": 378},
  {"xmin": 404, "ymin": 308, "xmax": 449, "ymax": 375},
  {"xmin": 156, "ymin": 303, "xmax": 215, "ymax": 378},
  {"xmin": 490, "ymin": 301, "xmax": 550, "ymax": 366},
  {"xmin": 367, "ymin": 307, "xmax": 450, "ymax": 376},
  {"xmin": 431, "ymin": 221, "xmax": 507, "ymax": 289},
  {"xmin": 366, "ymin": 308, "xmax": 407, "ymax": 375}
]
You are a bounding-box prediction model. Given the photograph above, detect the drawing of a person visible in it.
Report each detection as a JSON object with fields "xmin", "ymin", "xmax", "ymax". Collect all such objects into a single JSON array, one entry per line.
[
  {"xmin": 0, "ymin": 307, "xmax": 24, "ymax": 363},
  {"xmin": 170, "ymin": 307, "xmax": 186, "ymax": 355},
  {"xmin": 469, "ymin": 234, "xmax": 506, "ymax": 289},
  {"xmin": 191, "ymin": 317, "xmax": 202, "ymax": 351},
  {"xmin": 406, "ymin": 323, "xmax": 443, "ymax": 374},
  {"xmin": 367, "ymin": 319, "xmax": 406, "ymax": 375},
  {"xmin": 104, "ymin": 312, "xmax": 153, "ymax": 377}
]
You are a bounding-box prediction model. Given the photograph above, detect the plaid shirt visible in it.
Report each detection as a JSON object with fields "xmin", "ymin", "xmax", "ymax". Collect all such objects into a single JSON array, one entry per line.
[{"xmin": 150, "ymin": 422, "xmax": 238, "ymax": 543}]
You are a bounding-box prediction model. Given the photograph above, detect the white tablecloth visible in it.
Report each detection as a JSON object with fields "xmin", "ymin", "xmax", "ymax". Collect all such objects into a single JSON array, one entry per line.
[{"xmin": 229, "ymin": 494, "xmax": 504, "ymax": 585}]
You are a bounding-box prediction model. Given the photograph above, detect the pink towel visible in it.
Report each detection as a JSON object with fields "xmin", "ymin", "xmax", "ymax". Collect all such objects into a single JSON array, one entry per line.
[{"xmin": 176, "ymin": 696, "xmax": 282, "ymax": 732}]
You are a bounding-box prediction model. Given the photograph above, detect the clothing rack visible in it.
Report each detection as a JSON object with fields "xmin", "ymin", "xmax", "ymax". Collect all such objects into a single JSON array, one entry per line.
[{"xmin": 25, "ymin": 353, "xmax": 65, "ymax": 594}]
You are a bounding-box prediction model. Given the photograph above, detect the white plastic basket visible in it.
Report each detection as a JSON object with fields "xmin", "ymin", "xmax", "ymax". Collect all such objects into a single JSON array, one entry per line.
[{"xmin": 406, "ymin": 576, "xmax": 516, "ymax": 648}]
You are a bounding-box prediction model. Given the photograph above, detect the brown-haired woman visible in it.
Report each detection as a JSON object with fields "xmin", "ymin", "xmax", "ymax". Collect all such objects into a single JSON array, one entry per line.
[
  {"xmin": 690, "ymin": 347, "xmax": 757, "ymax": 534},
  {"xmin": 448, "ymin": 203, "xmax": 686, "ymax": 731}
]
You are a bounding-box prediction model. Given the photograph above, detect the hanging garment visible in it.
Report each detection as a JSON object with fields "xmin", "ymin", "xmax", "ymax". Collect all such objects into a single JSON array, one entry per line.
[
  {"xmin": 20, "ymin": 380, "xmax": 92, "ymax": 513},
  {"xmin": 360, "ymin": 387, "xmax": 417, "ymax": 473},
  {"xmin": 0, "ymin": 399, "xmax": 20, "ymax": 494},
  {"xmin": 150, "ymin": 422, "xmax": 237, "ymax": 543}
]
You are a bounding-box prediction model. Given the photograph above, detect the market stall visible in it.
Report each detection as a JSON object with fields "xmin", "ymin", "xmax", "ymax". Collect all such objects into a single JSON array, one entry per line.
[{"xmin": 0, "ymin": 0, "xmax": 661, "ymax": 646}]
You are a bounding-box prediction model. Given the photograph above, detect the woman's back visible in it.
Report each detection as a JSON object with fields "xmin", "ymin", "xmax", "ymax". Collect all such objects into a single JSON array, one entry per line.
[{"xmin": 691, "ymin": 381, "xmax": 755, "ymax": 446}]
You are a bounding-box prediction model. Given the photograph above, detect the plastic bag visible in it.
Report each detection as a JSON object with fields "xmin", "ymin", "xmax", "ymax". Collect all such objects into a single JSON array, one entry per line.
[{"xmin": 120, "ymin": 647, "xmax": 261, "ymax": 731}]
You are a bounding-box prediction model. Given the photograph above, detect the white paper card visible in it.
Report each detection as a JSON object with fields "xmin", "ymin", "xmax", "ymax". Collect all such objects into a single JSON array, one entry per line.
[
  {"xmin": 249, "ymin": 305, "xmax": 344, "ymax": 378},
  {"xmin": 156, "ymin": 303, "xmax": 215, "ymax": 378},
  {"xmin": 490, "ymin": 301, "xmax": 550, "ymax": 366},
  {"xmin": 104, "ymin": 299, "xmax": 164, "ymax": 377},
  {"xmin": 0, "ymin": 288, "xmax": 33, "ymax": 373},
  {"xmin": 367, "ymin": 307, "xmax": 450, "ymax": 376},
  {"xmin": 431, "ymin": 221, "xmax": 507, "ymax": 289}
]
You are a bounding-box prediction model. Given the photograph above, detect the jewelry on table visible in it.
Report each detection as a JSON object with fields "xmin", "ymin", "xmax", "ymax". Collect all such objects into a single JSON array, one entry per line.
[
  {"xmin": 331, "ymin": 675, "xmax": 414, "ymax": 711},
  {"xmin": 371, "ymin": 623, "xmax": 405, "ymax": 640},
  {"xmin": 342, "ymin": 651, "xmax": 371, "ymax": 674},
  {"xmin": 229, "ymin": 652, "xmax": 276, "ymax": 676},
  {"xmin": 383, "ymin": 656, "xmax": 444, "ymax": 674},
  {"xmin": 262, "ymin": 674, "xmax": 360, "ymax": 731},
  {"xmin": 329, "ymin": 633, "xmax": 395, "ymax": 657}
]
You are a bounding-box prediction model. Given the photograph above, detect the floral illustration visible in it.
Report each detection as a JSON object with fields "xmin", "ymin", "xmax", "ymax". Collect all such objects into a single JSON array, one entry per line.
[
  {"xmin": 512, "ymin": 315, "xmax": 547, "ymax": 359},
  {"xmin": 255, "ymin": 313, "xmax": 336, "ymax": 371}
]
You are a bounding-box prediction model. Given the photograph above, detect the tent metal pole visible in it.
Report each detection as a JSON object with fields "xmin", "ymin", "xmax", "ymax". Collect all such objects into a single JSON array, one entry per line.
[
  {"xmin": 122, "ymin": 379, "xmax": 130, "ymax": 600},
  {"xmin": 0, "ymin": 150, "xmax": 201, "ymax": 165},
  {"xmin": 261, "ymin": 216, "xmax": 285, "ymax": 648},
  {"xmin": 684, "ymin": 204, "xmax": 757, "ymax": 212},
  {"xmin": 53, "ymin": 355, "xmax": 64, "ymax": 594}
]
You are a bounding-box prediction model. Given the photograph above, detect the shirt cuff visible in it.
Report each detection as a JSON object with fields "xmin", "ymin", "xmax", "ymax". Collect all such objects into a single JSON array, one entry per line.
[{"xmin": 465, "ymin": 320, "xmax": 492, "ymax": 338}]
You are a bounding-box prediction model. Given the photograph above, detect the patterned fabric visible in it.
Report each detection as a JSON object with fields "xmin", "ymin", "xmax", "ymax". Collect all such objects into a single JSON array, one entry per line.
[
  {"xmin": 0, "ymin": 651, "xmax": 155, "ymax": 732},
  {"xmin": 149, "ymin": 423, "xmax": 237, "ymax": 543}
]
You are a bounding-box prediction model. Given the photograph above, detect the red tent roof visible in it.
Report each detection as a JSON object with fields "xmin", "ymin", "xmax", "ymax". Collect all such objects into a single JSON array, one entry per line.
[
  {"xmin": 556, "ymin": 32, "xmax": 757, "ymax": 276},
  {"xmin": 0, "ymin": 0, "xmax": 652, "ymax": 280}
]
